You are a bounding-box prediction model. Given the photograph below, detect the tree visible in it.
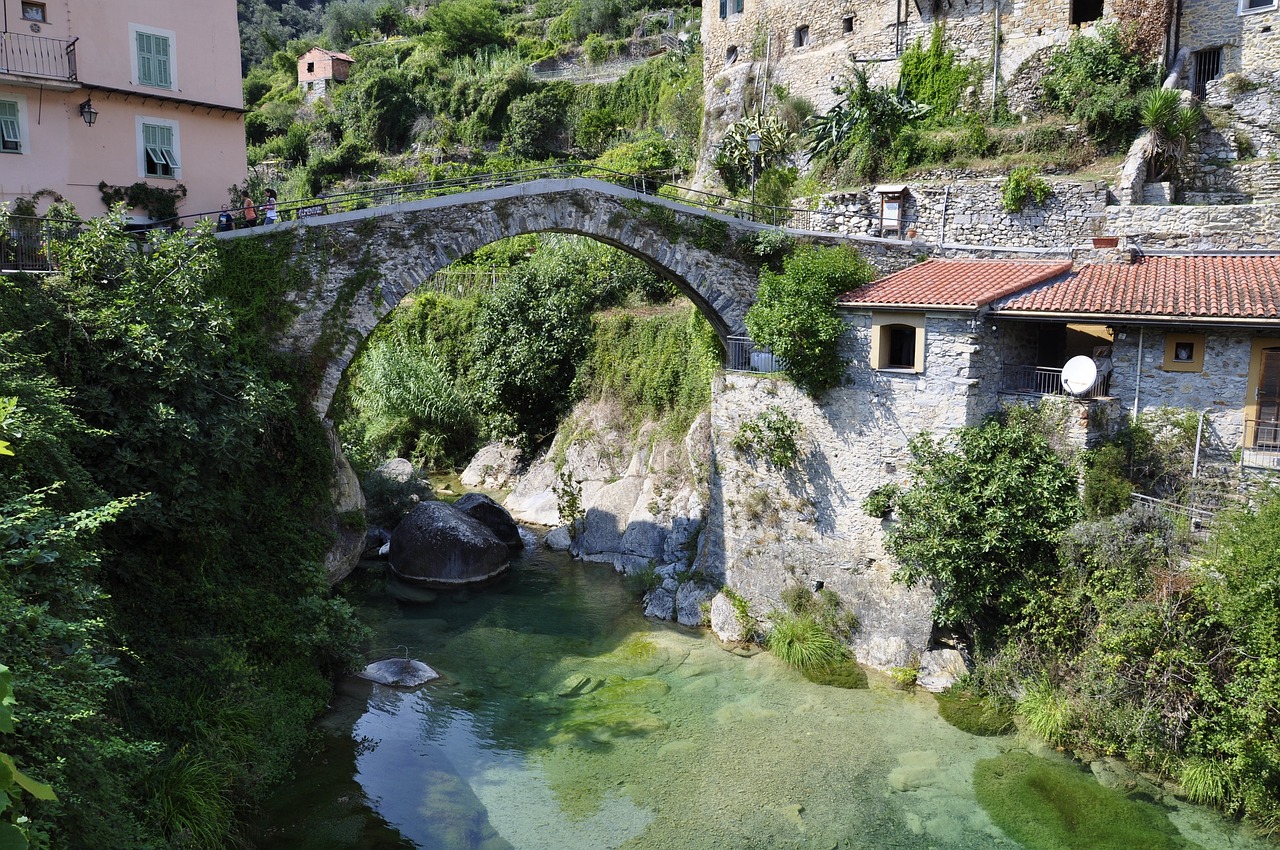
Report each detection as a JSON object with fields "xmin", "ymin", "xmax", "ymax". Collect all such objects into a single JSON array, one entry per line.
[
  {"xmin": 888, "ymin": 408, "xmax": 1080, "ymax": 631},
  {"xmin": 745, "ymin": 245, "xmax": 875, "ymax": 396}
]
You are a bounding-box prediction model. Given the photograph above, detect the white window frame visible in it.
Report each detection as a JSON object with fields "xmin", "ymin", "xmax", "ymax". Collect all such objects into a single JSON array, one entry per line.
[
  {"xmin": 21, "ymin": 2, "xmax": 46, "ymax": 23},
  {"xmin": 0, "ymin": 96, "xmax": 29, "ymax": 155},
  {"xmin": 1239, "ymin": 0, "xmax": 1276, "ymax": 14},
  {"xmin": 137, "ymin": 116, "xmax": 181, "ymax": 180},
  {"xmin": 129, "ymin": 23, "xmax": 177, "ymax": 90}
]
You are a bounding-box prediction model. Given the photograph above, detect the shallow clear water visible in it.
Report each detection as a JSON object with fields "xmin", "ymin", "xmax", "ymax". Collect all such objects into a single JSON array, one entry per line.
[{"xmin": 250, "ymin": 538, "xmax": 1268, "ymax": 850}]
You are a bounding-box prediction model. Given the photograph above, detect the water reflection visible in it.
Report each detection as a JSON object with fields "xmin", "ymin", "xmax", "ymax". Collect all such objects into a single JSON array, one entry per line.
[{"xmin": 252, "ymin": 539, "xmax": 1271, "ymax": 850}]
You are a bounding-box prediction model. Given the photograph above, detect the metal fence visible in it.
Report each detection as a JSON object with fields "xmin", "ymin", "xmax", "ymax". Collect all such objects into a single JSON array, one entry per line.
[
  {"xmin": 1000, "ymin": 364, "xmax": 1112, "ymax": 399},
  {"xmin": 0, "ymin": 31, "xmax": 77, "ymax": 80},
  {"xmin": 178, "ymin": 162, "xmax": 835, "ymax": 234},
  {"xmin": 1, "ymin": 216, "xmax": 80, "ymax": 272},
  {"xmin": 724, "ymin": 335, "xmax": 782, "ymax": 373}
]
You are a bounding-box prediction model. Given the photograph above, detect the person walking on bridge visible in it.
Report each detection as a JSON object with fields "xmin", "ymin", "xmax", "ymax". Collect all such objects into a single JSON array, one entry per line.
[{"xmin": 240, "ymin": 190, "xmax": 258, "ymax": 228}]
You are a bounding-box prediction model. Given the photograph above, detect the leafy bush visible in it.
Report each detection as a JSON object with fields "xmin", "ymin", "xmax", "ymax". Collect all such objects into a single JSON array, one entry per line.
[
  {"xmin": 898, "ymin": 24, "xmax": 977, "ymax": 123},
  {"xmin": 805, "ymin": 66, "xmax": 930, "ymax": 181},
  {"xmin": 1040, "ymin": 25, "xmax": 1161, "ymax": 149},
  {"xmin": 1018, "ymin": 679, "xmax": 1075, "ymax": 744},
  {"xmin": 888, "ymin": 407, "xmax": 1080, "ymax": 630},
  {"xmin": 1081, "ymin": 444, "xmax": 1132, "ymax": 517},
  {"xmin": 731, "ymin": 406, "xmax": 801, "ymax": 468},
  {"xmin": 1000, "ymin": 166, "xmax": 1052, "ymax": 212},
  {"xmin": 862, "ymin": 483, "xmax": 899, "ymax": 519},
  {"xmin": 745, "ymin": 245, "xmax": 875, "ymax": 396},
  {"xmin": 423, "ymin": 0, "xmax": 505, "ymax": 57}
]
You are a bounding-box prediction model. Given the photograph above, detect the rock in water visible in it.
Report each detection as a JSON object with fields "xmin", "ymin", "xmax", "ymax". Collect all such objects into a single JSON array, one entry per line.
[
  {"xmin": 452, "ymin": 492, "xmax": 523, "ymax": 553},
  {"xmin": 390, "ymin": 502, "xmax": 511, "ymax": 587},
  {"xmin": 358, "ymin": 657, "xmax": 440, "ymax": 688}
]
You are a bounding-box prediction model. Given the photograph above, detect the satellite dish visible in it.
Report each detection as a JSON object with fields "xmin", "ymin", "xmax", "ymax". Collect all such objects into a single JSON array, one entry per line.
[{"xmin": 1061, "ymin": 355, "xmax": 1111, "ymax": 396}]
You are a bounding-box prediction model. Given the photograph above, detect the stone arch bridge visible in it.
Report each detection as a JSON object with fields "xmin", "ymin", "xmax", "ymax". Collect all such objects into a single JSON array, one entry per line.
[
  {"xmin": 223, "ymin": 175, "xmax": 788, "ymax": 416},
  {"xmin": 219, "ymin": 173, "xmax": 911, "ymax": 416}
]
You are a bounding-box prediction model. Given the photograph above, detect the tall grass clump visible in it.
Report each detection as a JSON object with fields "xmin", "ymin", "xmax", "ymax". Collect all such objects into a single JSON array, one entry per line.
[
  {"xmin": 766, "ymin": 613, "xmax": 844, "ymax": 671},
  {"xmin": 1018, "ymin": 679, "xmax": 1075, "ymax": 745}
]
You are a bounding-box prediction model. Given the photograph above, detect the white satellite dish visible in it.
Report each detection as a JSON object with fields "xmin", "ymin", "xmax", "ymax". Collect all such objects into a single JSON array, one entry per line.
[{"xmin": 1060, "ymin": 355, "xmax": 1111, "ymax": 396}]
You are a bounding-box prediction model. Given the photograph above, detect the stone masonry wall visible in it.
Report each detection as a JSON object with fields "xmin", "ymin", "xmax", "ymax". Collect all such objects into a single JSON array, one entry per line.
[
  {"xmin": 1178, "ymin": 0, "xmax": 1279, "ymax": 79},
  {"xmin": 1103, "ymin": 202, "xmax": 1280, "ymax": 250},
  {"xmin": 809, "ymin": 179, "xmax": 1111, "ymax": 247},
  {"xmin": 1107, "ymin": 326, "xmax": 1268, "ymax": 457},
  {"xmin": 697, "ymin": 312, "xmax": 1003, "ymax": 668}
]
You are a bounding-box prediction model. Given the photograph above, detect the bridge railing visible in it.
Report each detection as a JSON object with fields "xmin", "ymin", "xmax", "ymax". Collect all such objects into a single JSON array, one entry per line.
[
  {"xmin": 725, "ymin": 336, "xmax": 783, "ymax": 374},
  {"xmin": 171, "ymin": 162, "xmax": 834, "ymax": 235}
]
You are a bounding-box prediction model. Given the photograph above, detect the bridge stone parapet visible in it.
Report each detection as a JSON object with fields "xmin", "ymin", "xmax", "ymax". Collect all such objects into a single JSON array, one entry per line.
[{"xmin": 240, "ymin": 178, "xmax": 778, "ymax": 416}]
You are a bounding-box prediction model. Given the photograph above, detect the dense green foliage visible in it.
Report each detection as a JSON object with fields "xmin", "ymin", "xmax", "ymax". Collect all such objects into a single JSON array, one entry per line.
[
  {"xmin": 1000, "ymin": 166, "xmax": 1053, "ymax": 212},
  {"xmin": 745, "ymin": 245, "xmax": 876, "ymax": 396},
  {"xmin": 335, "ymin": 234, "xmax": 704, "ymax": 466},
  {"xmin": 888, "ymin": 407, "xmax": 1081, "ymax": 631},
  {"xmin": 1040, "ymin": 25, "xmax": 1162, "ymax": 149},
  {"xmin": 731, "ymin": 406, "xmax": 801, "ymax": 468},
  {"xmin": 0, "ymin": 215, "xmax": 365, "ymax": 848},
  {"xmin": 898, "ymin": 24, "xmax": 978, "ymax": 123}
]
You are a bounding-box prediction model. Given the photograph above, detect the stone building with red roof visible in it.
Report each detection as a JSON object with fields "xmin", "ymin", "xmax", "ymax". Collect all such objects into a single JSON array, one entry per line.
[{"xmin": 837, "ymin": 251, "xmax": 1280, "ymax": 469}]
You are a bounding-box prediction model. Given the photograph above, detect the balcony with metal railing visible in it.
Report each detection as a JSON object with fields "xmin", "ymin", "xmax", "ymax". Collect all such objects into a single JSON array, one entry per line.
[
  {"xmin": 1241, "ymin": 418, "xmax": 1280, "ymax": 469},
  {"xmin": 0, "ymin": 31, "xmax": 77, "ymax": 84},
  {"xmin": 999, "ymin": 364, "xmax": 1111, "ymax": 399},
  {"xmin": 1, "ymin": 215, "xmax": 80, "ymax": 272}
]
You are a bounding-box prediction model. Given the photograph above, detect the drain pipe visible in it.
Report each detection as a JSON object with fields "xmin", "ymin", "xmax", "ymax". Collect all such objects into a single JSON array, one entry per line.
[
  {"xmin": 939, "ymin": 186, "xmax": 950, "ymax": 250},
  {"xmin": 1131, "ymin": 326, "xmax": 1145, "ymax": 422},
  {"xmin": 1191, "ymin": 407, "xmax": 1213, "ymax": 479}
]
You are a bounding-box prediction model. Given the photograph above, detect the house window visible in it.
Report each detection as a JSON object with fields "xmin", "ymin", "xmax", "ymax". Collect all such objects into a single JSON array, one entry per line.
[
  {"xmin": 1162, "ymin": 332, "xmax": 1205, "ymax": 372},
  {"xmin": 843, "ymin": 16, "xmax": 855, "ymax": 34},
  {"xmin": 0, "ymin": 101, "xmax": 21, "ymax": 153},
  {"xmin": 719, "ymin": 0, "xmax": 742, "ymax": 17},
  {"xmin": 306, "ymin": 61, "xmax": 315, "ymax": 73},
  {"xmin": 21, "ymin": 2, "xmax": 45, "ymax": 22},
  {"xmin": 726, "ymin": 45, "xmax": 738, "ymax": 65},
  {"xmin": 132, "ymin": 26, "xmax": 174, "ymax": 89},
  {"xmin": 142, "ymin": 121, "xmax": 179, "ymax": 178},
  {"xmin": 794, "ymin": 25, "xmax": 810, "ymax": 47},
  {"xmin": 871, "ymin": 313, "xmax": 926, "ymax": 372},
  {"xmin": 1070, "ymin": 0, "xmax": 1103, "ymax": 24},
  {"xmin": 1240, "ymin": 0, "xmax": 1276, "ymax": 13}
]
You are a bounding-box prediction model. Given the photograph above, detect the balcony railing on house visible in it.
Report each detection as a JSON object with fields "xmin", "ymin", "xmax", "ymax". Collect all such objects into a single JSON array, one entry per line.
[
  {"xmin": 1000, "ymin": 364, "xmax": 1111, "ymax": 399},
  {"xmin": 725, "ymin": 335, "xmax": 782, "ymax": 373},
  {"xmin": 1241, "ymin": 418, "xmax": 1280, "ymax": 469},
  {"xmin": 0, "ymin": 32, "xmax": 77, "ymax": 81}
]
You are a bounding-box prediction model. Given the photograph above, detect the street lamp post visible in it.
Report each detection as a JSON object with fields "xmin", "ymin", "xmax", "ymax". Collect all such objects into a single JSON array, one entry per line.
[{"xmin": 746, "ymin": 131, "xmax": 761, "ymax": 221}]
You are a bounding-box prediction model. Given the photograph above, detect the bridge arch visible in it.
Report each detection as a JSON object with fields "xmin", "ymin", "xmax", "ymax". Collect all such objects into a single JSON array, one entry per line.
[{"xmin": 236, "ymin": 177, "xmax": 771, "ymax": 416}]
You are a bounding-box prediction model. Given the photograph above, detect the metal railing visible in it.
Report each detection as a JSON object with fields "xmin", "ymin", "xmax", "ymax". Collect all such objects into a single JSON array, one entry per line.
[
  {"xmin": 0, "ymin": 31, "xmax": 77, "ymax": 81},
  {"xmin": 178, "ymin": 162, "xmax": 869, "ymax": 235},
  {"xmin": 420, "ymin": 267, "xmax": 508, "ymax": 297},
  {"xmin": 1243, "ymin": 418, "xmax": 1280, "ymax": 451},
  {"xmin": 999, "ymin": 364, "xmax": 1112, "ymax": 399},
  {"xmin": 1, "ymin": 216, "xmax": 80, "ymax": 272},
  {"xmin": 1131, "ymin": 493, "xmax": 1215, "ymax": 533},
  {"xmin": 725, "ymin": 335, "xmax": 782, "ymax": 373}
]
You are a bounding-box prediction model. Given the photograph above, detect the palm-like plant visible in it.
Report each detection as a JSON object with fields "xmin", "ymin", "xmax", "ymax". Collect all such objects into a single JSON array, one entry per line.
[{"xmin": 1138, "ymin": 87, "xmax": 1201, "ymax": 182}]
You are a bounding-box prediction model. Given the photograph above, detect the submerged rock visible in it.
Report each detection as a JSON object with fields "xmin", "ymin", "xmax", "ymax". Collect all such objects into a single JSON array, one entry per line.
[
  {"xmin": 453, "ymin": 492, "xmax": 523, "ymax": 553},
  {"xmin": 544, "ymin": 526, "xmax": 572, "ymax": 551},
  {"xmin": 709, "ymin": 592, "xmax": 748, "ymax": 643},
  {"xmin": 390, "ymin": 501, "xmax": 511, "ymax": 588},
  {"xmin": 358, "ymin": 657, "xmax": 440, "ymax": 688}
]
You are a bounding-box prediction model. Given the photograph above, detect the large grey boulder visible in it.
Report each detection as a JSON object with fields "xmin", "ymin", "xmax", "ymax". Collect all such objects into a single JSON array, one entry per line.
[
  {"xmin": 917, "ymin": 649, "xmax": 971, "ymax": 693},
  {"xmin": 453, "ymin": 492, "xmax": 523, "ymax": 553},
  {"xmin": 675, "ymin": 581, "xmax": 715, "ymax": 627},
  {"xmin": 460, "ymin": 441, "xmax": 523, "ymax": 490},
  {"xmin": 644, "ymin": 585, "xmax": 676, "ymax": 620},
  {"xmin": 389, "ymin": 502, "xmax": 511, "ymax": 587},
  {"xmin": 323, "ymin": 422, "xmax": 366, "ymax": 584},
  {"xmin": 709, "ymin": 592, "xmax": 748, "ymax": 643}
]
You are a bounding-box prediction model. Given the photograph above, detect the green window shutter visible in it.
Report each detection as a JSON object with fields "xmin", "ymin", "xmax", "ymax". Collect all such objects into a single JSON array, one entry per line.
[
  {"xmin": 137, "ymin": 31, "xmax": 154, "ymax": 86},
  {"xmin": 154, "ymin": 35, "xmax": 171, "ymax": 88},
  {"xmin": 734, "ymin": 0, "xmax": 744, "ymax": 12},
  {"xmin": 0, "ymin": 101, "xmax": 19, "ymax": 151},
  {"xmin": 137, "ymin": 31, "xmax": 171, "ymax": 88},
  {"xmin": 719, "ymin": 0, "xmax": 726, "ymax": 17}
]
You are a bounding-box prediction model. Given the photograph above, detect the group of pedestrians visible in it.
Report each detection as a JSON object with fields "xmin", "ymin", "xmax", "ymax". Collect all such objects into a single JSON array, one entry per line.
[{"xmin": 216, "ymin": 188, "xmax": 278, "ymax": 231}]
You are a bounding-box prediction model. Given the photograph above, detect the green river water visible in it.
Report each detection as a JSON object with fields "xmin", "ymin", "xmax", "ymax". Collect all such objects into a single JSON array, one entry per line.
[{"xmin": 251, "ymin": 536, "xmax": 1270, "ymax": 850}]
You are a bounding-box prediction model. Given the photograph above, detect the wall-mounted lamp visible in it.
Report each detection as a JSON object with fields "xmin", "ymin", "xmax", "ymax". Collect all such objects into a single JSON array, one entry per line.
[{"xmin": 78, "ymin": 98, "xmax": 98, "ymax": 127}]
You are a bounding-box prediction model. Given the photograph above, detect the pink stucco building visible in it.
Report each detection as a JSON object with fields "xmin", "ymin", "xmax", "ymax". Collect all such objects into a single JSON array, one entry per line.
[{"xmin": 0, "ymin": 0, "xmax": 246, "ymax": 223}]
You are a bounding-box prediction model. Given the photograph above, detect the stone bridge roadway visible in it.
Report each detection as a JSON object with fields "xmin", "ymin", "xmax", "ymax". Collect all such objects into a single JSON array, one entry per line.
[{"xmin": 222, "ymin": 175, "xmax": 814, "ymax": 417}]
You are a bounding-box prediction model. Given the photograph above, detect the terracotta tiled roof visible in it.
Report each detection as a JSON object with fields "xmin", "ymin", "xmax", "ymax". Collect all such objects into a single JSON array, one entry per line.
[
  {"xmin": 999, "ymin": 255, "xmax": 1280, "ymax": 321},
  {"xmin": 838, "ymin": 259, "xmax": 1072, "ymax": 311}
]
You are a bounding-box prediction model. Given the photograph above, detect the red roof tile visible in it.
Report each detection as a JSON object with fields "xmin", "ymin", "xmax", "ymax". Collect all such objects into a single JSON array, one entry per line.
[
  {"xmin": 838, "ymin": 259, "xmax": 1072, "ymax": 311},
  {"xmin": 999, "ymin": 255, "xmax": 1280, "ymax": 321}
]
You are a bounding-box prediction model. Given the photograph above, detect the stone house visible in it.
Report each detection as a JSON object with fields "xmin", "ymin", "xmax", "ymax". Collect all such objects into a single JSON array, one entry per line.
[
  {"xmin": 838, "ymin": 251, "xmax": 1280, "ymax": 468},
  {"xmin": 297, "ymin": 47, "xmax": 354, "ymax": 104}
]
